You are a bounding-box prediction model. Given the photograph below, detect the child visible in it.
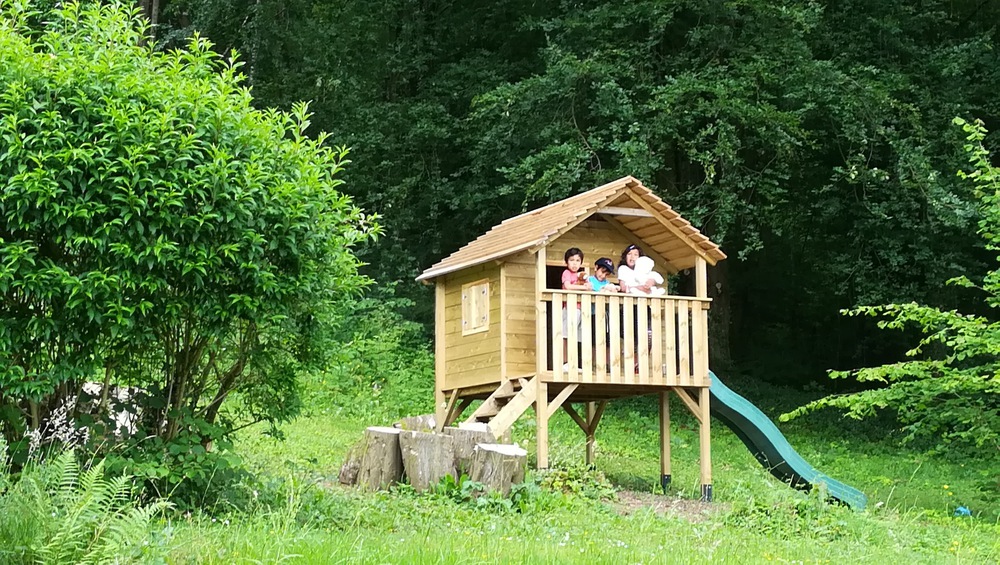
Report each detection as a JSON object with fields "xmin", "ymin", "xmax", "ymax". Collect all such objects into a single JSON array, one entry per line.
[
  {"xmin": 561, "ymin": 248, "xmax": 590, "ymax": 292},
  {"xmin": 589, "ymin": 257, "xmax": 620, "ymax": 293},
  {"xmin": 561, "ymin": 248, "xmax": 589, "ymax": 370},
  {"xmin": 617, "ymin": 244, "xmax": 658, "ymax": 294},
  {"xmin": 590, "ymin": 257, "xmax": 618, "ymax": 369}
]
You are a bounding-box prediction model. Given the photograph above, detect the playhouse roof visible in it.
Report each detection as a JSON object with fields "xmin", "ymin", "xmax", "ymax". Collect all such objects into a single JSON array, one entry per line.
[{"xmin": 416, "ymin": 176, "xmax": 726, "ymax": 282}]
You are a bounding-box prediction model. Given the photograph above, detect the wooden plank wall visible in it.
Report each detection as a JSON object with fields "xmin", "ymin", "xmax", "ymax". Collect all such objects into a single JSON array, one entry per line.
[
  {"xmin": 548, "ymin": 219, "xmax": 636, "ymax": 272},
  {"xmin": 502, "ymin": 251, "xmax": 537, "ymax": 377},
  {"xmin": 443, "ymin": 263, "xmax": 502, "ymax": 391}
]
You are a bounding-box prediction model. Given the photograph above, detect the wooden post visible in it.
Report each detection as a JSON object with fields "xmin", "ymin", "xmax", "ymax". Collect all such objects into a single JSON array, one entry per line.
[
  {"xmin": 699, "ymin": 387, "xmax": 712, "ymax": 501},
  {"xmin": 659, "ymin": 391, "xmax": 671, "ymax": 491},
  {"xmin": 434, "ymin": 280, "xmax": 447, "ymax": 430},
  {"xmin": 696, "ymin": 254, "xmax": 711, "ymax": 500},
  {"xmin": 536, "ymin": 248, "xmax": 548, "ymax": 378},
  {"xmin": 585, "ymin": 401, "xmax": 596, "ymax": 466},
  {"xmin": 536, "ymin": 378, "xmax": 549, "ymax": 469},
  {"xmin": 695, "ymin": 257, "xmax": 708, "ymax": 299}
]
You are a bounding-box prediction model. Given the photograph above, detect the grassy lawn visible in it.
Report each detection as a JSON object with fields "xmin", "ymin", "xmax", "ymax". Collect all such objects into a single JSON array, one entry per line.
[{"xmin": 165, "ymin": 379, "xmax": 1000, "ymax": 564}]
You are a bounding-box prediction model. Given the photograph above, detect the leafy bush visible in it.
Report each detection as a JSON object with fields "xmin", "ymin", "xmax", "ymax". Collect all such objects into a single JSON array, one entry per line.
[
  {"xmin": 534, "ymin": 464, "xmax": 618, "ymax": 501},
  {"xmin": 783, "ymin": 119, "xmax": 1000, "ymax": 457},
  {"xmin": 0, "ymin": 0, "xmax": 375, "ymax": 502}
]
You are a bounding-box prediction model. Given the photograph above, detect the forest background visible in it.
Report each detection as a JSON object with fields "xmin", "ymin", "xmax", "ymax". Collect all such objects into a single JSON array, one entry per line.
[
  {"xmin": 139, "ymin": 0, "xmax": 1000, "ymax": 382},
  {"xmin": 1, "ymin": 1, "xmax": 999, "ymax": 561}
]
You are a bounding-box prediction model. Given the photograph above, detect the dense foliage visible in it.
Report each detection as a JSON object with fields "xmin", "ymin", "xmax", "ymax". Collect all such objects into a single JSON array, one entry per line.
[
  {"xmin": 143, "ymin": 0, "xmax": 1000, "ymax": 382},
  {"xmin": 784, "ymin": 119, "xmax": 1000, "ymax": 456},
  {"xmin": 0, "ymin": 1, "xmax": 375, "ymax": 497}
]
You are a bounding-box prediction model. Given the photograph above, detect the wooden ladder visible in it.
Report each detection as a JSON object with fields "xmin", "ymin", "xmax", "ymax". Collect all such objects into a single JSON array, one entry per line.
[{"xmin": 464, "ymin": 377, "xmax": 537, "ymax": 440}]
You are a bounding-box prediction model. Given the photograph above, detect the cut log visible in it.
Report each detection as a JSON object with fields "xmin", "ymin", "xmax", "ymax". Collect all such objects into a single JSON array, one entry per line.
[
  {"xmin": 395, "ymin": 414, "xmax": 437, "ymax": 432},
  {"xmin": 398, "ymin": 430, "xmax": 456, "ymax": 492},
  {"xmin": 442, "ymin": 426, "xmax": 495, "ymax": 475},
  {"xmin": 458, "ymin": 421, "xmax": 511, "ymax": 443},
  {"xmin": 356, "ymin": 426, "xmax": 403, "ymax": 491},
  {"xmin": 338, "ymin": 440, "xmax": 363, "ymax": 486},
  {"xmin": 469, "ymin": 443, "xmax": 527, "ymax": 496}
]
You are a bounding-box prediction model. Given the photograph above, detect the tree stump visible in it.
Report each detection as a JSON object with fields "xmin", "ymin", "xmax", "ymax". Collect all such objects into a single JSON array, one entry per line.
[
  {"xmin": 442, "ymin": 426, "xmax": 495, "ymax": 476},
  {"xmin": 338, "ymin": 440, "xmax": 363, "ymax": 486},
  {"xmin": 395, "ymin": 414, "xmax": 437, "ymax": 432},
  {"xmin": 469, "ymin": 443, "xmax": 527, "ymax": 496},
  {"xmin": 398, "ymin": 430, "xmax": 456, "ymax": 492},
  {"xmin": 356, "ymin": 426, "xmax": 404, "ymax": 491}
]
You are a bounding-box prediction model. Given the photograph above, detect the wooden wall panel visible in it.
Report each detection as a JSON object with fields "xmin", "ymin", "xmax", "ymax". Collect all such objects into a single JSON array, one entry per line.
[
  {"xmin": 548, "ymin": 219, "xmax": 635, "ymax": 270},
  {"xmin": 503, "ymin": 251, "xmax": 538, "ymax": 378},
  {"xmin": 442, "ymin": 264, "xmax": 502, "ymax": 391}
]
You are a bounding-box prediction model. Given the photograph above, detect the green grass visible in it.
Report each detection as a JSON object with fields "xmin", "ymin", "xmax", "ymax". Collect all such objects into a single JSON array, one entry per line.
[
  {"xmin": 163, "ymin": 379, "xmax": 1000, "ymax": 565},
  {"xmin": 0, "ymin": 374, "xmax": 1000, "ymax": 564}
]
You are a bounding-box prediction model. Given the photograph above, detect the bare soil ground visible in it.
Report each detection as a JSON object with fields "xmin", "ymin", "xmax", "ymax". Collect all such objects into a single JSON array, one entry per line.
[{"xmin": 611, "ymin": 490, "xmax": 723, "ymax": 523}]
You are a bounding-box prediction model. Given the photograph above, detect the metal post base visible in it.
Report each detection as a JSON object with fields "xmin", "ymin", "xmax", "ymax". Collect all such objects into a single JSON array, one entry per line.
[
  {"xmin": 660, "ymin": 474, "xmax": 671, "ymax": 493},
  {"xmin": 701, "ymin": 484, "xmax": 713, "ymax": 502}
]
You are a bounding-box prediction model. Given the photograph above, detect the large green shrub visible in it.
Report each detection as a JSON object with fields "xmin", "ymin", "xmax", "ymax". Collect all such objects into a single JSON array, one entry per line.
[
  {"xmin": 783, "ymin": 118, "xmax": 1000, "ymax": 457},
  {"xmin": 0, "ymin": 0, "xmax": 376, "ymax": 498}
]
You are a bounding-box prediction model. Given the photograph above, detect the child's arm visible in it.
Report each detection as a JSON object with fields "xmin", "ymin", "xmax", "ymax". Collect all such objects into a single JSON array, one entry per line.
[{"xmin": 562, "ymin": 270, "xmax": 591, "ymax": 291}]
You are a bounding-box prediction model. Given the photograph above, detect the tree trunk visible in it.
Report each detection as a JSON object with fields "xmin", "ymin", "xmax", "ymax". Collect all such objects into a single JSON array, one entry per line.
[
  {"xmin": 398, "ymin": 430, "xmax": 456, "ymax": 492},
  {"xmin": 441, "ymin": 426, "xmax": 495, "ymax": 475},
  {"xmin": 356, "ymin": 426, "xmax": 404, "ymax": 491},
  {"xmin": 469, "ymin": 443, "xmax": 527, "ymax": 496}
]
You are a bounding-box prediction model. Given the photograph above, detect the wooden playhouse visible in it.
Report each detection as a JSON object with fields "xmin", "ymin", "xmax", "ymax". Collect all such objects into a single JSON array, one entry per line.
[{"xmin": 416, "ymin": 176, "xmax": 727, "ymax": 498}]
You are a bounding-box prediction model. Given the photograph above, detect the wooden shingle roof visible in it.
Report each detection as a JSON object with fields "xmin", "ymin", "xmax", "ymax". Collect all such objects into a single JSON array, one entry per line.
[{"xmin": 417, "ymin": 176, "xmax": 726, "ymax": 281}]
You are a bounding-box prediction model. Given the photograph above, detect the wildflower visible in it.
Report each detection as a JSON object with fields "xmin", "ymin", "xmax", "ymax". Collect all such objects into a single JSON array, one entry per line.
[{"xmin": 942, "ymin": 485, "xmax": 949, "ymax": 489}]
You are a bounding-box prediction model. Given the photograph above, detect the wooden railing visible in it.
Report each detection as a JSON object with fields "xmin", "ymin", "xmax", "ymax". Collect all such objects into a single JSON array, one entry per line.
[{"xmin": 543, "ymin": 290, "xmax": 710, "ymax": 387}]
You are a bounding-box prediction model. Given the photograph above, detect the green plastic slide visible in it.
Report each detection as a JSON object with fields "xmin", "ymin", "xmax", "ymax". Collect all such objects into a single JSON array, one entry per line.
[{"xmin": 708, "ymin": 371, "xmax": 867, "ymax": 510}]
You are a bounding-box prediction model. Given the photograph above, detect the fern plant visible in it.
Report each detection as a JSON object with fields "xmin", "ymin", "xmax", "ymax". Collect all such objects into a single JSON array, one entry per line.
[{"xmin": 0, "ymin": 450, "xmax": 172, "ymax": 565}]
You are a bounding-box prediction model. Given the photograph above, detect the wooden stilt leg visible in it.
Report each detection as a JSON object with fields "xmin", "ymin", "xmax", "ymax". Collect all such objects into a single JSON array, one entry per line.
[
  {"xmin": 660, "ymin": 391, "xmax": 671, "ymax": 492},
  {"xmin": 536, "ymin": 379, "xmax": 549, "ymax": 469},
  {"xmin": 585, "ymin": 402, "xmax": 596, "ymax": 468},
  {"xmin": 434, "ymin": 388, "xmax": 447, "ymax": 432},
  {"xmin": 699, "ymin": 387, "xmax": 712, "ymax": 501}
]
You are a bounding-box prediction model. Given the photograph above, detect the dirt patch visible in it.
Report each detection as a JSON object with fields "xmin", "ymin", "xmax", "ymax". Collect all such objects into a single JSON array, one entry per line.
[{"xmin": 611, "ymin": 490, "xmax": 723, "ymax": 523}]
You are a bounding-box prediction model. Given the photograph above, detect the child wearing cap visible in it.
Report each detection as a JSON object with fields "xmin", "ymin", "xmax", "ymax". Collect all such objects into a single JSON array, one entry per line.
[{"xmin": 589, "ymin": 257, "xmax": 620, "ymax": 293}]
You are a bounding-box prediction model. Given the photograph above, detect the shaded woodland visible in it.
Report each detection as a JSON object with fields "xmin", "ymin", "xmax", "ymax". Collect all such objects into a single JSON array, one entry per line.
[{"xmin": 111, "ymin": 1, "xmax": 1000, "ymax": 382}]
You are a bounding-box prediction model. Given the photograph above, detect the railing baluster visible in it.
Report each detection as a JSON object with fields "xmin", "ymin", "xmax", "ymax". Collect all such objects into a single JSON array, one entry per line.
[
  {"xmin": 677, "ymin": 299, "xmax": 689, "ymax": 385},
  {"xmin": 594, "ymin": 294, "xmax": 607, "ymax": 381},
  {"xmin": 551, "ymin": 294, "xmax": 563, "ymax": 382},
  {"xmin": 664, "ymin": 298, "xmax": 676, "ymax": 383},
  {"xmin": 567, "ymin": 294, "xmax": 579, "ymax": 380},
  {"xmin": 650, "ymin": 298, "xmax": 663, "ymax": 383},
  {"xmin": 637, "ymin": 297, "xmax": 650, "ymax": 385},
  {"xmin": 623, "ymin": 295, "xmax": 635, "ymax": 384},
  {"xmin": 692, "ymin": 301, "xmax": 707, "ymax": 387},
  {"xmin": 609, "ymin": 295, "xmax": 621, "ymax": 383},
  {"xmin": 581, "ymin": 293, "xmax": 592, "ymax": 383}
]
